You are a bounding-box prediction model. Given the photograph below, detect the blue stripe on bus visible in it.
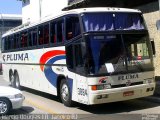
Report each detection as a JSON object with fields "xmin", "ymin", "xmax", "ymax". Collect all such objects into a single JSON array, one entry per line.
[
  {"xmin": 44, "ymin": 55, "xmax": 66, "ymax": 87},
  {"xmin": 43, "ymin": 55, "xmax": 73, "ymax": 98}
]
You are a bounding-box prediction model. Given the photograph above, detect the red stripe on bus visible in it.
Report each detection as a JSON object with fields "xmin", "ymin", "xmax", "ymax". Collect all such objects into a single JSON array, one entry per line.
[{"xmin": 40, "ymin": 50, "xmax": 66, "ymax": 71}]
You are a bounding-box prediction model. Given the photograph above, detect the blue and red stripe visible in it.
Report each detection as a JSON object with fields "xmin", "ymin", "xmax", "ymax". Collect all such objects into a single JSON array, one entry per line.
[{"xmin": 39, "ymin": 50, "xmax": 66, "ymax": 87}]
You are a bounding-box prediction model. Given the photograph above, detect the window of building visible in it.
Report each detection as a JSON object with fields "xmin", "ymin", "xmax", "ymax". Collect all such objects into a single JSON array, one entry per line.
[{"xmin": 22, "ymin": 0, "xmax": 30, "ymax": 7}]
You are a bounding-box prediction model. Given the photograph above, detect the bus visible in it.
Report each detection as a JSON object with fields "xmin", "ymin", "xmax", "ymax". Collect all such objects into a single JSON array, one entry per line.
[{"xmin": 1, "ymin": 7, "xmax": 156, "ymax": 106}]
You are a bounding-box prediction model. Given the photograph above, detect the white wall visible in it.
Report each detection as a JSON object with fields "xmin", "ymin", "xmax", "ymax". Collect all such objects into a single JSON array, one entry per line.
[
  {"xmin": 22, "ymin": 0, "xmax": 68, "ymax": 24},
  {"xmin": 22, "ymin": 0, "xmax": 40, "ymax": 24},
  {"xmin": 41, "ymin": 0, "xmax": 68, "ymax": 18}
]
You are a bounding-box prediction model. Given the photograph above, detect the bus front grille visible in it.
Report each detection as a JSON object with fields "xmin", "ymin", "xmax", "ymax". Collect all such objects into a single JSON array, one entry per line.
[{"xmin": 111, "ymin": 82, "xmax": 143, "ymax": 88}]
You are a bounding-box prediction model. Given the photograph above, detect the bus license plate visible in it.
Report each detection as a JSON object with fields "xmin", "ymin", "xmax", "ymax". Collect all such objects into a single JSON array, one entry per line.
[{"xmin": 123, "ymin": 91, "xmax": 134, "ymax": 97}]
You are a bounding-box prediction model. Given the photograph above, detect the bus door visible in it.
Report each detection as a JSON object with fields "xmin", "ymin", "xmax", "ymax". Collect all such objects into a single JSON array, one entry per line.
[{"xmin": 66, "ymin": 39, "xmax": 89, "ymax": 104}]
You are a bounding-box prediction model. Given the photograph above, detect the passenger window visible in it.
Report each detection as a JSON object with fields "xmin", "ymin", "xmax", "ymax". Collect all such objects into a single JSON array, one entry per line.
[
  {"xmin": 50, "ymin": 22, "xmax": 56, "ymax": 43},
  {"xmin": 57, "ymin": 20, "xmax": 64, "ymax": 43},
  {"xmin": 16, "ymin": 34, "xmax": 20, "ymax": 48},
  {"xmin": 38, "ymin": 26, "xmax": 44, "ymax": 45},
  {"xmin": 13, "ymin": 34, "xmax": 17, "ymax": 49},
  {"xmin": 1, "ymin": 38, "xmax": 4, "ymax": 51},
  {"xmin": 66, "ymin": 16, "xmax": 81, "ymax": 40},
  {"xmin": 21, "ymin": 31, "xmax": 28, "ymax": 48},
  {"xmin": 4, "ymin": 37, "xmax": 8, "ymax": 50},
  {"xmin": 32, "ymin": 28, "xmax": 38, "ymax": 46},
  {"xmin": 13, "ymin": 34, "xmax": 20, "ymax": 49},
  {"xmin": 28, "ymin": 28, "xmax": 38, "ymax": 47},
  {"xmin": 8, "ymin": 36, "xmax": 11, "ymax": 50},
  {"xmin": 44, "ymin": 24, "xmax": 49, "ymax": 44},
  {"xmin": 10, "ymin": 35, "xmax": 14, "ymax": 49}
]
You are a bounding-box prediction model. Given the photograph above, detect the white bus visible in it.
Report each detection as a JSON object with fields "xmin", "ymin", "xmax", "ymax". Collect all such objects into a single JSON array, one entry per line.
[{"xmin": 1, "ymin": 8, "xmax": 156, "ymax": 106}]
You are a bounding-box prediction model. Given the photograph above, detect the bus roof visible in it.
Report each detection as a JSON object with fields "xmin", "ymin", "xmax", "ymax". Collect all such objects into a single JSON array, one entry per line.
[
  {"xmin": 2, "ymin": 7, "xmax": 141, "ymax": 37},
  {"xmin": 67, "ymin": 7, "xmax": 141, "ymax": 14}
]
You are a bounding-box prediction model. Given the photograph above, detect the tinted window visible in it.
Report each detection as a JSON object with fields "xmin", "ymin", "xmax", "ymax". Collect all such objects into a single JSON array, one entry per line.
[
  {"xmin": 66, "ymin": 45, "xmax": 74, "ymax": 69},
  {"xmin": 50, "ymin": 21, "xmax": 56, "ymax": 43},
  {"xmin": 44, "ymin": 24, "xmax": 49, "ymax": 44},
  {"xmin": 21, "ymin": 31, "xmax": 28, "ymax": 48},
  {"xmin": 57, "ymin": 20, "xmax": 64, "ymax": 43},
  {"xmin": 28, "ymin": 28, "xmax": 37, "ymax": 47},
  {"xmin": 38, "ymin": 26, "xmax": 44, "ymax": 45},
  {"xmin": 66, "ymin": 16, "xmax": 81, "ymax": 40}
]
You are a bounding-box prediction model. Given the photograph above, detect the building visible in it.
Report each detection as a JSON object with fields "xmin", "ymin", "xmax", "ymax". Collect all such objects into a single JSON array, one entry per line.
[
  {"xmin": 20, "ymin": 0, "xmax": 68, "ymax": 24},
  {"xmin": 0, "ymin": 14, "xmax": 22, "ymax": 62},
  {"xmin": 0, "ymin": 14, "xmax": 22, "ymax": 47}
]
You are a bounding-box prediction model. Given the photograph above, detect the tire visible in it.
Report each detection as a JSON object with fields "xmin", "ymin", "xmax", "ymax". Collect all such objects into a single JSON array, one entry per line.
[
  {"xmin": 60, "ymin": 79, "xmax": 73, "ymax": 107},
  {"xmin": 0, "ymin": 98, "xmax": 11, "ymax": 115},
  {"xmin": 9, "ymin": 71, "xmax": 15, "ymax": 87},
  {"xmin": 14, "ymin": 72, "xmax": 21, "ymax": 90}
]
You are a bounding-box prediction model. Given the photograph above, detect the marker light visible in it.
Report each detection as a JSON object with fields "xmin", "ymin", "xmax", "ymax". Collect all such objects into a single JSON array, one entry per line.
[
  {"xmin": 91, "ymin": 85, "xmax": 97, "ymax": 91},
  {"xmin": 91, "ymin": 84, "xmax": 111, "ymax": 91}
]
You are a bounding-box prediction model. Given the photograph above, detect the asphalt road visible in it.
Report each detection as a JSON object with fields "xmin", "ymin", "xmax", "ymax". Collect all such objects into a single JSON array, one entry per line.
[{"xmin": 1, "ymin": 75, "xmax": 160, "ymax": 120}]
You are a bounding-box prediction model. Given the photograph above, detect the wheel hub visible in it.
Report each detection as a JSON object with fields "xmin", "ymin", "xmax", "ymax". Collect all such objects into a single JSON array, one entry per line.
[
  {"xmin": 0, "ymin": 101, "xmax": 7, "ymax": 114},
  {"xmin": 61, "ymin": 84, "xmax": 69, "ymax": 101}
]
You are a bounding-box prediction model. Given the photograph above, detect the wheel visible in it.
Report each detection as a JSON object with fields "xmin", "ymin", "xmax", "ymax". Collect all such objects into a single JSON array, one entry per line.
[
  {"xmin": 0, "ymin": 98, "xmax": 11, "ymax": 115},
  {"xmin": 14, "ymin": 72, "xmax": 21, "ymax": 89},
  {"xmin": 9, "ymin": 71, "xmax": 15, "ymax": 87},
  {"xmin": 60, "ymin": 79, "xmax": 73, "ymax": 107}
]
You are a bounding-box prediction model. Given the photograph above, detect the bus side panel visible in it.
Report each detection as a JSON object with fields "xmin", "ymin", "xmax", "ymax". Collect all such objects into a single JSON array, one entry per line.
[
  {"xmin": 2, "ymin": 63, "xmax": 11, "ymax": 83},
  {"xmin": 2, "ymin": 46, "xmax": 66, "ymax": 96}
]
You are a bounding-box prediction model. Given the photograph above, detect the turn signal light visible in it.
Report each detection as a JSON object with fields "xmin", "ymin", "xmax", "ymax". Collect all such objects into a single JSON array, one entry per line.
[
  {"xmin": 91, "ymin": 84, "xmax": 111, "ymax": 91},
  {"xmin": 91, "ymin": 85, "xmax": 97, "ymax": 91}
]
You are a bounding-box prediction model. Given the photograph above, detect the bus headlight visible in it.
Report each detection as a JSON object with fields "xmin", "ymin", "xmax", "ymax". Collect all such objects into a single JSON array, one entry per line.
[{"xmin": 92, "ymin": 84, "xmax": 111, "ymax": 91}]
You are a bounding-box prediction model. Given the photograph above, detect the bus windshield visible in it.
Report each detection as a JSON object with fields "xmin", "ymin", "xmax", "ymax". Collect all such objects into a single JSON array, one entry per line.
[
  {"xmin": 85, "ymin": 33, "xmax": 154, "ymax": 75},
  {"xmin": 82, "ymin": 12, "xmax": 145, "ymax": 32}
]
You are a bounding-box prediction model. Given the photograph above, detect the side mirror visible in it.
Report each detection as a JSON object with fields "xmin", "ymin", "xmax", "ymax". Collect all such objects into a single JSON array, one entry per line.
[{"xmin": 151, "ymin": 39, "xmax": 156, "ymax": 56}]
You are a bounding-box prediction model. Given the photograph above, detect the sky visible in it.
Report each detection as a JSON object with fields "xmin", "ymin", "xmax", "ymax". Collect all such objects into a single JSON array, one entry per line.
[{"xmin": 0, "ymin": 0, "xmax": 22, "ymax": 14}]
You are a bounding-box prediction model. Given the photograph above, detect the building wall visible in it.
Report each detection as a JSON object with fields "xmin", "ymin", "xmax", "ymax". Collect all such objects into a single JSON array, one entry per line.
[
  {"xmin": 22, "ymin": 0, "xmax": 40, "ymax": 24},
  {"xmin": 22, "ymin": 0, "xmax": 68, "ymax": 24},
  {"xmin": 136, "ymin": 2, "xmax": 160, "ymax": 76}
]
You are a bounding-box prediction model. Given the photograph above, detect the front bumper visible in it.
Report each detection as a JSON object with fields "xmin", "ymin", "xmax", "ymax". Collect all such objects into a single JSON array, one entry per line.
[
  {"xmin": 10, "ymin": 96, "xmax": 25, "ymax": 109},
  {"xmin": 88, "ymin": 83, "xmax": 155, "ymax": 105}
]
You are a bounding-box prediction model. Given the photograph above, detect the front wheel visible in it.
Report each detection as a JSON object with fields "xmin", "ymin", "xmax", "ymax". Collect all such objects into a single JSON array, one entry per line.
[
  {"xmin": 60, "ymin": 79, "xmax": 73, "ymax": 107},
  {"xmin": 0, "ymin": 98, "xmax": 11, "ymax": 115}
]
